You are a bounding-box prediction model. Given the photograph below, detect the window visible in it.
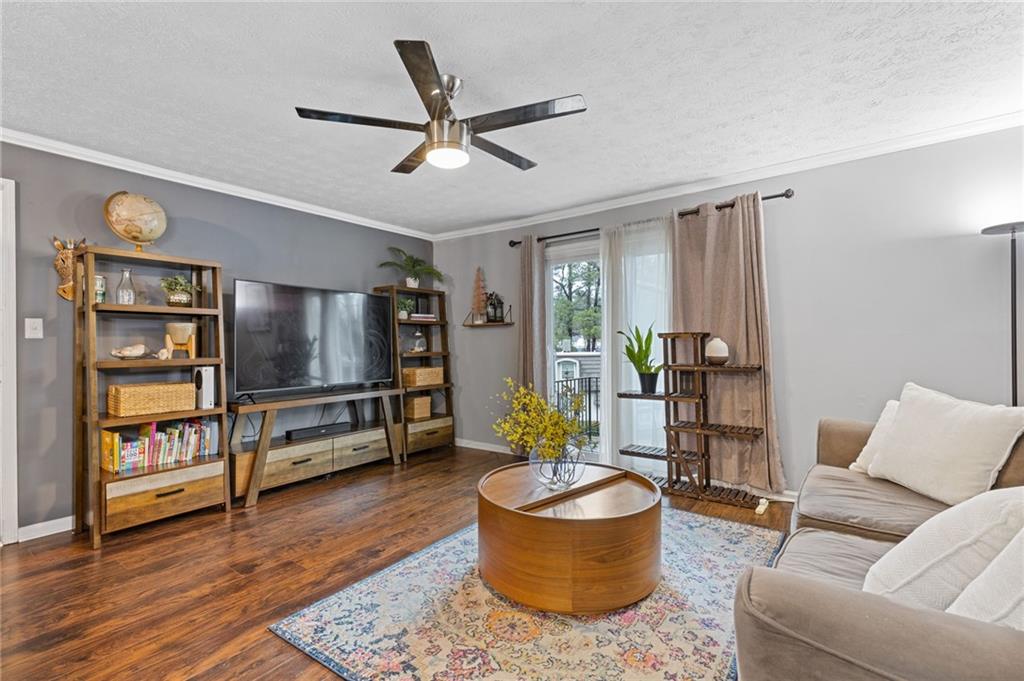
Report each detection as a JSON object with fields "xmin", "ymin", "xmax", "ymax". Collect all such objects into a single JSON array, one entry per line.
[{"xmin": 556, "ymin": 358, "xmax": 580, "ymax": 380}]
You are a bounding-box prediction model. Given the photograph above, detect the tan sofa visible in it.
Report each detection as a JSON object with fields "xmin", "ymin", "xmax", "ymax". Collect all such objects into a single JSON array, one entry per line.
[{"xmin": 734, "ymin": 418, "xmax": 1024, "ymax": 680}]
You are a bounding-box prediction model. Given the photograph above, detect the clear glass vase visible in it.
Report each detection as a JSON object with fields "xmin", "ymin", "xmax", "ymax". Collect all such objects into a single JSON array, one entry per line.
[
  {"xmin": 528, "ymin": 440, "xmax": 586, "ymax": 491},
  {"xmin": 115, "ymin": 268, "xmax": 136, "ymax": 305}
]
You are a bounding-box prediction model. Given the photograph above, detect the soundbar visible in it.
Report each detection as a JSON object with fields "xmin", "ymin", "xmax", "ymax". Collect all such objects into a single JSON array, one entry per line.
[{"xmin": 285, "ymin": 422, "xmax": 354, "ymax": 442}]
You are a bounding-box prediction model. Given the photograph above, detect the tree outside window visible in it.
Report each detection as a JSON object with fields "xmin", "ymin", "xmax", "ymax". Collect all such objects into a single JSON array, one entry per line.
[{"xmin": 552, "ymin": 260, "xmax": 602, "ymax": 352}]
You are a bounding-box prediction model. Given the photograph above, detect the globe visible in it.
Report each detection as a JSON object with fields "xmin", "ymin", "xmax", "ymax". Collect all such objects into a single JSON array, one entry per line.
[{"xmin": 103, "ymin": 191, "xmax": 167, "ymax": 250}]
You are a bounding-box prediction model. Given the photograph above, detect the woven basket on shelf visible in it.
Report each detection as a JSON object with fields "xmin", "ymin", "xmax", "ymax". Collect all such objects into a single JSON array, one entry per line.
[
  {"xmin": 107, "ymin": 382, "xmax": 195, "ymax": 417},
  {"xmin": 402, "ymin": 367, "xmax": 444, "ymax": 387},
  {"xmin": 404, "ymin": 396, "xmax": 432, "ymax": 420}
]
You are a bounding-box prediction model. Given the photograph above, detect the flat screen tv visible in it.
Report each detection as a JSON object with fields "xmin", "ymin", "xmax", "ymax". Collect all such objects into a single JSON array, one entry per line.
[{"xmin": 232, "ymin": 279, "xmax": 392, "ymax": 395}]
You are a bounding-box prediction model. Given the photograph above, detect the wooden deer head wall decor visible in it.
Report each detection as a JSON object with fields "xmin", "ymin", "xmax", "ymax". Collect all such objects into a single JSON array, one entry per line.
[{"xmin": 52, "ymin": 237, "xmax": 85, "ymax": 301}]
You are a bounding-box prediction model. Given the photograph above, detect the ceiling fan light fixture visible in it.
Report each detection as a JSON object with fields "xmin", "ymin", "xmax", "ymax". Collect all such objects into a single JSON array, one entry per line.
[
  {"xmin": 426, "ymin": 146, "xmax": 470, "ymax": 169},
  {"xmin": 425, "ymin": 119, "xmax": 470, "ymax": 170}
]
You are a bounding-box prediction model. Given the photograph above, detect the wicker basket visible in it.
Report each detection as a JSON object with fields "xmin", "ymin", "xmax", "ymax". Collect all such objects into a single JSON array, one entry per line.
[
  {"xmin": 107, "ymin": 382, "xmax": 195, "ymax": 417},
  {"xmin": 404, "ymin": 396, "xmax": 431, "ymax": 420},
  {"xmin": 402, "ymin": 367, "xmax": 444, "ymax": 387}
]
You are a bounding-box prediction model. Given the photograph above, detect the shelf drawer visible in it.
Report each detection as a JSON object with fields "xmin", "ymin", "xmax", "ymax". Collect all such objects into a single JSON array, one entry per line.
[
  {"xmin": 105, "ymin": 461, "xmax": 224, "ymax": 533},
  {"xmin": 407, "ymin": 416, "xmax": 453, "ymax": 453},
  {"xmin": 259, "ymin": 443, "xmax": 334, "ymax": 490},
  {"xmin": 333, "ymin": 428, "xmax": 389, "ymax": 470}
]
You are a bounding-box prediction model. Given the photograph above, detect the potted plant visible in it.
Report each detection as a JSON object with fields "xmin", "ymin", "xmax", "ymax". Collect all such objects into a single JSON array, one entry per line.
[
  {"xmin": 397, "ymin": 297, "xmax": 415, "ymax": 320},
  {"xmin": 160, "ymin": 275, "xmax": 200, "ymax": 307},
  {"xmin": 618, "ymin": 324, "xmax": 663, "ymax": 394},
  {"xmin": 378, "ymin": 247, "xmax": 445, "ymax": 288},
  {"xmin": 493, "ymin": 378, "xmax": 587, "ymax": 491},
  {"xmin": 486, "ymin": 291, "xmax": 505, "ymax": 322}
]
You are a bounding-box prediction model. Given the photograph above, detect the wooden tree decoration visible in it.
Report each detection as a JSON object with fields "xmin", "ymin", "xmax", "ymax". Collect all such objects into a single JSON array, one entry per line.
[{"xmin": 471, "ymin": 267, "xmax": 487, "ymax": 320}]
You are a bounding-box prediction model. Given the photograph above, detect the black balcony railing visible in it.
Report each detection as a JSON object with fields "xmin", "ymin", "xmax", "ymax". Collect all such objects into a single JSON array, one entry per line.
[{"xmin": 554, "ymin": 376, "xmax": 601, "ymax": 445}]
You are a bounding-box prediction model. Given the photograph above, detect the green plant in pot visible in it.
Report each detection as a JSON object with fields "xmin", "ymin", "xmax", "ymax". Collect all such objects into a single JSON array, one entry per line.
[
  {"xmin": 618, "ymin": 324, "xmax": 663, "ymax": 394},
  {"xmin": 160, "ymin": 275, "xmax": 200, "ymax": 307},
  {"xmin": 378, "ymin": 247, "xmax": 445, "ymax": 288},
  {"xmin": 396, "ymin": 297, "xmax": 415, "ymax": 320}
]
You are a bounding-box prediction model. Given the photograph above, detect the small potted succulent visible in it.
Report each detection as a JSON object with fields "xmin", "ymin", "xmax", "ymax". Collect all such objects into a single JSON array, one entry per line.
[
  {"xmin": 378, "ymin": 246, "xmax": 445, "ymax": 288},
  {"xmin": 160, "ymin": 275, "xmax": 201, "ymax": 307},
  {"xmin": 618, "ymin": 324, "xmax": 663, "ymax": 394},
  {"xmin": 397, "ymin": 297, "xmax": 415, "ymax": 320}
]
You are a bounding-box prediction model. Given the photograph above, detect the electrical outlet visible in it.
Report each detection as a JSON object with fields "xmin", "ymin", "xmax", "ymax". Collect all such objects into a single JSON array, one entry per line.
[{"xmin": 24, "ymin": 317, "xmax": 43, "ymax": 339}]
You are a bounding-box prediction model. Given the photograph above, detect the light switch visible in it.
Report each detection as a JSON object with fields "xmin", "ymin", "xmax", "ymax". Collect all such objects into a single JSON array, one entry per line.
[{"xmin": 24, "ymin": 318, "xmax": 43, "ymax": 339}]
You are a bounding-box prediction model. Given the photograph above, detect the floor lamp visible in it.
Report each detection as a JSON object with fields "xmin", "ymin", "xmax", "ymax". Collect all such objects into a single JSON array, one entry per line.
[{"xmin": 982, "ymin": 221, "xmax": 1022, "ymax": 406}]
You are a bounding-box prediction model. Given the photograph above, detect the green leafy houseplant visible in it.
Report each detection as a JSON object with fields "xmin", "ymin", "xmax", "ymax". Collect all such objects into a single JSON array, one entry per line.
[
  {"xmin": 378, "ymin": 247, "xmax": 445, "ymax": 288},
  {"xmin": 160, "ymin": 275, "xmax": 200, "ymax": 307},
  {"xmin": 618, "ymin": 324, "xmax": 663, "ymax": 393},
  {"xmin": 396, "ymin": 297, "xmax": 415, "ymax": 319}
]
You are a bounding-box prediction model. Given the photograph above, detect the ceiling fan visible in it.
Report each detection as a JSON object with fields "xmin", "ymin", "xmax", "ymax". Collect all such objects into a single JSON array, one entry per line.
[{"xmin": 296, "ymin": 40, "xmax": 587, "ymax": 173}]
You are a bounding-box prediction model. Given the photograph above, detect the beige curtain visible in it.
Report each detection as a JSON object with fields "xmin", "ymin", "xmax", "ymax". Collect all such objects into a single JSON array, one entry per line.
[
  {"xmin": 671, "ymin": 192, "xmax": 785, "ymax": 493},
  {"xmin": 517, "ymin": 235, "xmax": 547, "ymax": 394}
]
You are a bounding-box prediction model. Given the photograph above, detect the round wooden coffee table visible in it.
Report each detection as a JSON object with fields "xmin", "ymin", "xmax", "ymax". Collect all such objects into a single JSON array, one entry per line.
[{"xmin": 477, "ymin": 462, "xmax": 661, "ymax": 614}]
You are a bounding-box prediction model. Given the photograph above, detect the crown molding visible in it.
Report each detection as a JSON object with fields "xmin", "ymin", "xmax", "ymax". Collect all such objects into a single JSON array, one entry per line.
[
  {"xmin": 430, "ymin": 111, "xmax": 1024, "ymax": 241},
  {"xmin": 4, "ymin": 112, "xmax": 1020, "ymax": 244},
  {"xmin": 0, "ymin": 128, "xmax": 435, "ymax": 241}
]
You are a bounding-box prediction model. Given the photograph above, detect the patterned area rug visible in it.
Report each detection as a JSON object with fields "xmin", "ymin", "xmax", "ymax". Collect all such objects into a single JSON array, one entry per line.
[{"xmin": 272, "ymin": 508, "xmax": 784, "ymax": 680}]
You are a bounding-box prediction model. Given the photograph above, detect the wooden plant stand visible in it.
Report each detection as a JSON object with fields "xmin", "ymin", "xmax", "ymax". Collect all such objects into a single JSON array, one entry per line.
[
  {"xmin": 618, "ymin": 331, "xmax": 763, "ymax": 509},
  {"xmin": 372, "ymin": 285, "xmax": 455, "ymax": 456},
  {"xmin": 228, "ymin": 388, "xmax": 403, "ymax": 507},
  {"xmin": 73, "ymin": 246, "xmax": 231, "ymax": 549}
]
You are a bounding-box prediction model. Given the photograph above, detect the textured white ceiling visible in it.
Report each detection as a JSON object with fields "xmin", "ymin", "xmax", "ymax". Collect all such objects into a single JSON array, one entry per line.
[{"xmin": 2, "ymin": 2, "xmax": 1021, "ymax": 235}]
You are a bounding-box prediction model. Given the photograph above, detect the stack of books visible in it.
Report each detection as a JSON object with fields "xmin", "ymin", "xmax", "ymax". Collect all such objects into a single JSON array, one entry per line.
[
  {"xmin": 101, "ymin": 419, "xmax": 214, "ymax": 474},
  {"xmin": 409, "ymin": 313, "xmax": 438, "ymax": 322}
]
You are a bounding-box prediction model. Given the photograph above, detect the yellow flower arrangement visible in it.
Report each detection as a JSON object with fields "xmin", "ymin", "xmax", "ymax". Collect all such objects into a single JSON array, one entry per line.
[{"xmin": 492, "ymin": 378, "xmax": 587, "ymax": 460}]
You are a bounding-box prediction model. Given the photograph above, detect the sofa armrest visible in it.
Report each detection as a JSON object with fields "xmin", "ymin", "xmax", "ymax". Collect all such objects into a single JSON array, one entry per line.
[
  {"xmin": 735, "ymin": 567, "xmax": 1024, "ymax": 681},
  {"xmin": 816, "ymin": 418, "xmax": 873, "ymax": 468}
]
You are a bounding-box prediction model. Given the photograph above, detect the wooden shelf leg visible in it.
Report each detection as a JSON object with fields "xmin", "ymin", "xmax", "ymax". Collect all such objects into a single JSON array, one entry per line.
[
  {"xmin": 244, "ymin": 409, "xmax": 277, "ymax": 508},
  {"xmin": 380, "ymin": 396, "xmax": 401, "ymax": 465}
]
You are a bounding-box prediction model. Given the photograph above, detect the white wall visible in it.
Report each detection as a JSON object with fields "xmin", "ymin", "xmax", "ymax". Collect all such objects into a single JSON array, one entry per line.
[{"xmin": 435, "ymin": 128, "xmax": 1023, "ymax": 490}]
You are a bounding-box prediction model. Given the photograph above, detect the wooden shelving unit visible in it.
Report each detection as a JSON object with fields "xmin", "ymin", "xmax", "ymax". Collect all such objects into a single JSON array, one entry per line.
[
  {"xmin": 73, "ymin": 245, "xmax": 231, "ymax": 548},
  {"xmin": 617, "ymin": 331, "xmax": 764, "ymax": 508},
  {"xmin": 372, "ymin": 284, "xmax": 455, "ymax": 457}
]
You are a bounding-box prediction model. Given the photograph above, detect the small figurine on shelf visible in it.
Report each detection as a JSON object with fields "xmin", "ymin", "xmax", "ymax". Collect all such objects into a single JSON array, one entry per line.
[{"xmin": 486, "ymin": 291, "xmax": 505, "ymax": 323}]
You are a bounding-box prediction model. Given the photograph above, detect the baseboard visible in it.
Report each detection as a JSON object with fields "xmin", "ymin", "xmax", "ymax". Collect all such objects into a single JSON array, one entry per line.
[
  {"xmin": 18, "ymin": 515, "xmax": 73, "ymax": 542},
  {"xmin": 454, "ymin": 438, "xmax": 513, "ymax": 455}
]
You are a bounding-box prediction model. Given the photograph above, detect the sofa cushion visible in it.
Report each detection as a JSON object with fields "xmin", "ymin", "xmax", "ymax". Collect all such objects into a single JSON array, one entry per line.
[
  {"xmin": 848, "ymin": 399, "xmax": 899, "ymax": 473},
  {"xmin": 773, "ymin": 528, "xmax": 896, "ymax": 590},
  {"xmin": 863, "ymin": 486, "xmax": 1024, "ymax": 611},
  {"xmin": 794, "ymin": 465, "xmax": 949, "ymax": 541},
  {"xmin": 947, "ymin": 527, "xmax": 1024, "ymax": 629}
]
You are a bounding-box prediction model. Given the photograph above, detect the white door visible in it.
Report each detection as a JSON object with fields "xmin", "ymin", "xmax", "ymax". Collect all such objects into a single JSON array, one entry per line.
[{"xmin": 0, "ymin": 178, "xmax": 18, "ymax": 544}]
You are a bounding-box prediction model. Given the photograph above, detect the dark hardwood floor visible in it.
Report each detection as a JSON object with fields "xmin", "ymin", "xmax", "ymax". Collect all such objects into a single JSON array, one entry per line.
[{"xmin": 1, "ymin": 447, "xmax": 791, "ymax": 680}]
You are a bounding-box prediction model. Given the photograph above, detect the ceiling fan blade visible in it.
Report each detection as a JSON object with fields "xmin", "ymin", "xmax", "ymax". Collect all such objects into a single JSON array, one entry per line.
[
  {"xmin": 464, "ymin": 94, "xmax": 587, "ymax": 134},
  {"xmin": 295, "ymin": 107, "xmax": 423, "ymax": 133},
  {"xmin": 391, "ymin": 143, "xmax": 427, "ymax": 174},
  {"xmin": 471, "ymin": 136, "xmax": 537, "ymax": 171},
  {"xmin": 393, "ymin": 40, "xmax": 454, "ymax": 121}
]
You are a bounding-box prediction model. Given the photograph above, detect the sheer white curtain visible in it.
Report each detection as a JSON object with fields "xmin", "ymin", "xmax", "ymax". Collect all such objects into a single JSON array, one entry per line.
[{"xmin": 599, "ymin": 216, "xmax": 672, "ymax": 468}]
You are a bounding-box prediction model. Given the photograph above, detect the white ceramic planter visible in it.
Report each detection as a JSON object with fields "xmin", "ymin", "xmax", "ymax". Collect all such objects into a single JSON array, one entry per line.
[
  {"xmin": 706, "ymin": 337, "xmax": 730, "ymax": 365},
  {"xmin": 406, "ymin": 277, "xmax": 420, "ymax": 288},
  {"xmin": 398, "ymin": 310, "xmax": 409, "ymax": 320}
]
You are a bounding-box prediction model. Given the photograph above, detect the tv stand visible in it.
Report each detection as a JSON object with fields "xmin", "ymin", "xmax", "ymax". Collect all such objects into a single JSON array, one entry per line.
[{"xmin": 228, "ymin": 387, "xmax": 403, "ymax": 507}]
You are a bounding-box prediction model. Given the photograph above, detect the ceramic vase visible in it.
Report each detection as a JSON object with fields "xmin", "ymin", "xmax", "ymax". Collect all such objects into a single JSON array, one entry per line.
[
  {"xmin": 706, "ymin": 337, "xmax": 729, "ymax": 365},
  {"xmin": 406, "ymin": 277, "xmax": 420, "ymax": 288}
]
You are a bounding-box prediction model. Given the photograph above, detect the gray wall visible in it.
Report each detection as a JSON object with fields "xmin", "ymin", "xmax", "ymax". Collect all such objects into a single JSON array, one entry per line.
[
  {"xmin": 435, "ymin": 128, "xmax": 1023, "ymax": 490},
  {"xmin": 3, "ymin": 143, "xmax": 431, "ymax": 527}
]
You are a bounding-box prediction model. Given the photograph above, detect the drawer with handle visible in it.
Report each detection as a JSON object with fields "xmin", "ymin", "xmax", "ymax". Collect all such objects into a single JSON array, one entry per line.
[
  {"xmin": 105, "ymin": 460, "xmax": 224, "ymax": 532},
  {"xmin": 259, "ymin": 444, "xmax": 334, "ymax": 490},
  {"xmin": 333, "ymin": 428, "xmax": 390, "ymax": 470},
  {"xmin": 407, "ymin": 416, "xmax": 453, "ymax": 453}
]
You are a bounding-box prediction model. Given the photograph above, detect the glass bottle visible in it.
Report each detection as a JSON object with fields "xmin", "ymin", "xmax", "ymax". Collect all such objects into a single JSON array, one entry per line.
[
  {"xmin": 412, "ymin": 330, "xmax": 427, "ymax": 353},
  {"xmin": 116, "ymin": 268, "xmax": 136, "ymax": 305}
]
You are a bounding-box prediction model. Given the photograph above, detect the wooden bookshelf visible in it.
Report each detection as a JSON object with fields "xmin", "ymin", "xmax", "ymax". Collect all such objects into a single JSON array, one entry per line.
[
  {"xmin": 73, "ymin": 245, "xmax": 231, "ymax": 548},
  {"xmin": 617, "ymin": 331, "xmax": 765, "ymax": 509},
  {"xmin": 373, "ymin": 284, "xmax": 455, "ymax": 458}
]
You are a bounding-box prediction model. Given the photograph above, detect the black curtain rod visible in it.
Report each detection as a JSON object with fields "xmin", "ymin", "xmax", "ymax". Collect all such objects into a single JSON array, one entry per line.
[{"xmin": 508, "ymin": 188, "xmax": 795, "ymax": 247}]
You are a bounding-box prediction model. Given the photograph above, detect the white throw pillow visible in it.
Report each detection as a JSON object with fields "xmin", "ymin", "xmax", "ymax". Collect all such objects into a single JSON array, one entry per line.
[
  {"xmin": 849, "ymin": 400, "xmax": 899, "ymax": 474},
  {"xmin": 863, "ymin": 487, "xmax": 1024, "ymax": 610},
  {"xmin": 867, "ymin": 383, "xmax": 1024, "ymax": 505},
  {"xmin": 947, "ymin": 524, "xmax": 1024, "ymax": 630}
]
